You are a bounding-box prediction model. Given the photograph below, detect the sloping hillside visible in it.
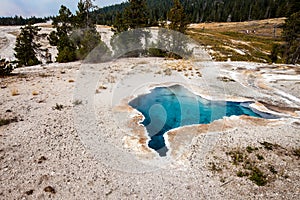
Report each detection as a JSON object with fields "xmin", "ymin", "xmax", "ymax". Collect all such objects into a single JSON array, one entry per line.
[{"xmin": 188, "ymin": 18, "xmax": 285, "ymax": 62}]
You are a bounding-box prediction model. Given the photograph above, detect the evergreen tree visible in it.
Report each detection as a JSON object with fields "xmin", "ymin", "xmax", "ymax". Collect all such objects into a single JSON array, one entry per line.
[
  {"xmin": 14, "ymin": 25, "xmax": 41, "ymax": 67},
  {"xmin": 0, "ymin": 58, "xmax": 14, "ymax": 76},
  {"xmin": 112, "ymin": 12, "xmax": 128, "ymax": 34},
  {"xmin": 95, "ymin": 0, "xmax": 300, "ymax": 25},
  {"xmin": 48, "ymin": 5, "xmax": 77, "ymax": 63},
  {"xmin": 282, "ymin": 11, "xmax": 300, "ymax": 64},
  {"xmin": 75, "ymin": 0, "xmax": 97, "ymax": 29},
  {"xmin": 111, "ymin": 0, "xmax": 151, "ymax": 57},
  {"xmin": 124, "ymin": 0, "xmax": 149, "ymax": 29},
  {"xmin": 269, "ymin": 44, "xmax": 280, "ymax": 63},
  {"xmin": 156, "ymin": 0, "xmax": 191, "ymax": 59},
  {"xmin": 75, "ymin": 28, "xmax": 103, "ymax": 60},
  {"xmin": 73, "ymin": 0, "xmax": 103, "ymax": 60},
  {"xmin": 112, "ymin": 0, "xmax": 149, "ymax": 33},
  {"xmin": 168, "ymin": 0, "xmax": 188, "ymax": 33}
]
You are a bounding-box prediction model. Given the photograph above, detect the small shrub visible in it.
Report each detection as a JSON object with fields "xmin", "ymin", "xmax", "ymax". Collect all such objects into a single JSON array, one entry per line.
[
  {"xmin": 0, "ymin": 118, "xmax": 11, "ymax": 126},
  {"xmin": 269, "ymin": 44, "xmax": 280, "ymax": 63},
  {"xmin": 217, "ymin": 76, "xmax": 235, "ymax": 82},
  {"xmin": 0, "ymin": 58, "xmax": 14, "ymax": 76},
  {"xmin": 44, "ymin": 186, "xmax": 56, "ymax": 194},
  {"xmin": 32, "ymin": 91, "xmax": 39, "ymax": 96},
  {"xmin": 99, "ymin": 85, "xmax": 107, "ymax": 90},
  {"xmin": 256, "ymin": 154, "xmax": 264, "ymax": 160},
  {"xmin": 246, "ymin": 146, "xmax": 256, "ymax": 153},
  {"xmin": 25, "ymin": 189, "xmax": 34, "ymax": 195},
  {"xmin": 293, "ymin": 148, "xmax": 300, "ymax": 158},
  {"xmin": 237, "ymin": 171, "xmax": 249, "ymax": 177},
  {"xmin": 38, "ymin": 73, "xmax": 52, "ymax": 78},
  {"xmin": 53, "ymin": 103, "xmax": 63, "ymax": 111},
  {"xmin": 0, "ymin": 117, "xmax": 17, "ymax": 126},
  {"xmin": 268, "ymin": 165, "xmax": 277, "ymax": 174},
  {"xmin": 56, "ymin": 46, "xmax": 77, "ymax": 63},
  {"xmin": 249, "ymin": 167, "xmax": 267, "ymax": 186},
  {"xmin": 220, "ymin": 177, "xmax": 226, "ymax": 183},
  {"xmin": 73, "ymin": 100, "xmax": 82, "ymax": 106},
  {"xmin": 208, "ymin": 162, "xmax": 222, "ymax": 172},
  {"xmin": 259, "ymin": 141, "xmax": 279, "ymax": 150},
  {"xmin": 11, "ymin": 88, "xmax": 19, "ymax": 96},
  {"xmin": 147, "ymin": 48, "xmax": 168, "ymax": 57},
  {"xmin": 227, "ymin": 150, "xmax": 246, "ymax": 165}
]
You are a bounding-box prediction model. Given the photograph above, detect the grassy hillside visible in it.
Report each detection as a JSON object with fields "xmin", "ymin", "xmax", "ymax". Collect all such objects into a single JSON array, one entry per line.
[{"xmin": 187, "ymin": 18, "xmax": 286, "ymax": 63}]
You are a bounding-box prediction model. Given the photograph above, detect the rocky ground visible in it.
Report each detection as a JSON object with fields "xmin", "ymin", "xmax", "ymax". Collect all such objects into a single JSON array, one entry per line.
[{"xmin": 0, "ymin": 24, "xmax": 299, "ymax": 199}]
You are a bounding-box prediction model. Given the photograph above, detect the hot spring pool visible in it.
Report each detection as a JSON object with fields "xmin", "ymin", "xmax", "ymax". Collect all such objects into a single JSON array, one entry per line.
[{"xmin": 129, "ymin": 85, "xmax": 277, "ymax": 156}]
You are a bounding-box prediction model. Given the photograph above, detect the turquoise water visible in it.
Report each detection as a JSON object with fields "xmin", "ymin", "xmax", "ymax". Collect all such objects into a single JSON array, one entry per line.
[{"xmin": 129, "ymin": 85, "xmax": 277, "ymax": 156}]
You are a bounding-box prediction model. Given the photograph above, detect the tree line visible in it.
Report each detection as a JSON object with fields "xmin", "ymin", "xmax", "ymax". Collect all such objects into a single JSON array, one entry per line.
[
  {"xmin": 94, "ymin": 0, "xmax": 300, "ymax": 25},
  {"xmin": 0, "ymin": 16, "xmax": 49, "ymax": 26},
  {"xmin": 1, "ymin": 0, "xmax": 299, "ymax": 76},
  {"xmin": 13, "ymin": 0, "xmax": 105, "ymax": 66}
]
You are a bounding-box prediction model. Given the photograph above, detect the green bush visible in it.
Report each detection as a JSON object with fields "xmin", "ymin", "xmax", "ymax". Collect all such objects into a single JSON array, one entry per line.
[
  {"xmin": 249, "ymin": 167, "xmax": 267, "ymax": 186},
  {"xmin": 56, "ymin": 46, "xmax": 76, "ymax": 63},
  {"xmin": 0, "ymin": 58, "xmax": 14, "ymax": 76},
  {"xmin": 14, "ymin": 25, "xmax": 41, "ymax": 67},
  {"xmin": 0, "ymin": 117, "xmax": 17, "ymax": 126}
]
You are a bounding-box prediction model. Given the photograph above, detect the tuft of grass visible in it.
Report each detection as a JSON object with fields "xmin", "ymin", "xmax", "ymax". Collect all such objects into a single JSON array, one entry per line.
[
  {"xmin": 11, "ymin": 88, "xmax": 19, "ymax": 96},
  {"xmin": 220, "ymin": 142, "xmax": 299, "ymax": 187},
  {"xmin": 32, "ymin": 91, "xmax": 39, "ymax": 96},
  {"xmin": 249, "ymin": 167, "xmax": 267, "ymax": 186},
  {"xmin": 208, "ymin": 162, "xmax": 222, "ymax": 172},
  {"xmin": 227, "ymin": 150, "xmax": 246, "ymax": 165},
  {"xmin": 217, "ymin": 76, "xmax": 235, "ymax": 82},
  {"xmin": 0, "ymin": 118, "xmax": 12, "ymax": 126},
  {"xmin": 25, "ymin": 189, "xmax": 34, "ymax": 195},
  {"xmin": 53, "ymin": 103, "xmax": 64, "ymax": 111},
  {"xmin": 293, "ymin": 148, "xmax": 300, "ymax": 158},
  {"xmin": 38, "ymin": 73, "xmax": 51, "ymax": 78},
  {"xmin": 268, "ymin": 165, "xmax": 277, "ymax": 174},
  {"xmin": 237, "ymin": 171, "xmax": 249, "ymax": 177},
  {"xmin": 256, "ymin": 154, "xmax": 264, "ymax": 160},
  {"xmin": 259, "ymin": 141, "xmax": 280, "ymax": 150},
  {"xmin": 246, "ymin": 146, "xmax": 258, "ymax": 153},
  {"xmin": 73, "ymin": 99, "xmax": 82, "ymax": 106},
  {"xmin": 99, "ymin": 85, "xmax": 107, "ymax": 90},
  {"xmin": 44, "ymin": 186, "xmax": 56, "ymax": 194},
  {"xmin": 0, "ymin": 117, "xmax": 17, "ymax": 126}
]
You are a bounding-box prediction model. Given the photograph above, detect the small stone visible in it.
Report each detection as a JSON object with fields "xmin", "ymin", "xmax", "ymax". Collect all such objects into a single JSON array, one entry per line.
[
  {"xmin": 37, "ymin": 156, "xmax": 47, "ymax": 164},
  {"xmin": 99, "ymin": 85, "xmax": 107, "ymax": 90},
  {"xmin": 44, "ymin": 186, "xmax": 56, "ymax": 194},
  {"xmin": 25, "ymin": 189, "xmax": 34, "ymax": 195}
]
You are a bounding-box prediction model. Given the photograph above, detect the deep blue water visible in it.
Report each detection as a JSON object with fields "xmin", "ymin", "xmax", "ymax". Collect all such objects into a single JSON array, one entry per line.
[{"xmin": 129, "ymin": 85, "xmax": 277, "ymax": 156}]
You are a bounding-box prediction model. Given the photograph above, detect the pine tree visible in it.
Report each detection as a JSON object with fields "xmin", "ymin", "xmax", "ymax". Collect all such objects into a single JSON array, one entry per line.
[
  {"xmin": 48, "ymin": 5, "xmax": 77, "ymax": 63},
  {"xmin": 167, "ymin": 0, "xmax": 188, "ymax": 33},
  {"xmin": 282, "ymin": 11, "xmax": 300, "ymax": 64},
  {"xmin": 123, "ymin": 0, "xmax": 149, "ymax": 29},
  {"xmin": 0, "ymin": 58, "xmax": 14, "ymax": 76},
  {"xmin": 156, "ymin": 0, "xmax": 191, "ymax": 59},
  {"xmin": 112, "ymin": 12, "xmax": 127, "ymax": 34},
  {"xmin": 111, "ymin": 0, "xmax": 150, "ymax": 57},
  {"xmin": 75, "ymin": 0, "xmax": 97, "ymax": 29},
  {"xmin": 14, "ymin": 24, "xmax": 41, "ymax": 67},
  {"xmin": 112, "ymin": 0, "xmax": 149, "ymax": 32},
  {"xmin": 73, "ymin": 0, "xmax": 103, "ymax": 60}
]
